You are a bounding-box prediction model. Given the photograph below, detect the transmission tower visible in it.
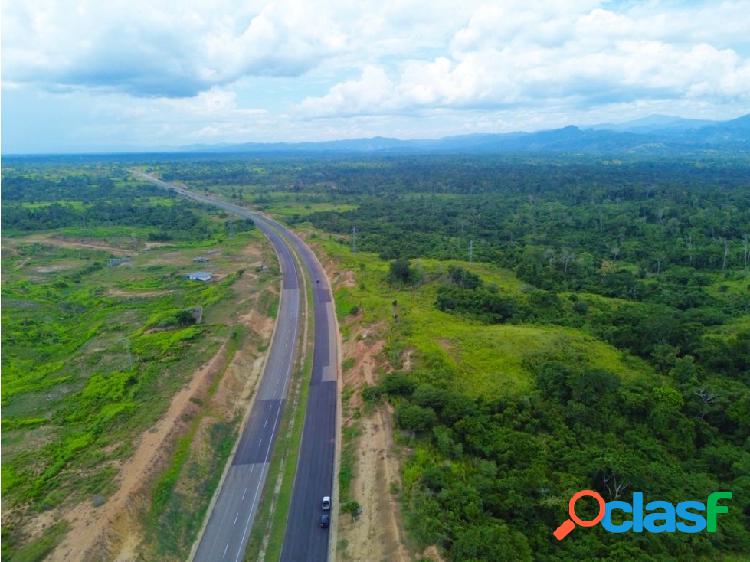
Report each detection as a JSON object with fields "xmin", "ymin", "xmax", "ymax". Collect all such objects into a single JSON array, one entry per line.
[
  {"xmin": 468, "ymin": 239, "xmax": 474, "ymax": 263},
  {"xmin": 351, "ymin": 225, "xmax": 357, "ymax": 253}
]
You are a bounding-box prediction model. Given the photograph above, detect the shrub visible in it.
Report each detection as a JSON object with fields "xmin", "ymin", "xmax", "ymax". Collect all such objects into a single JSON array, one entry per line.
[
  {"xmin": 388, "ymin": 258, "xmax": 420, "ymax": 286},
  {"xmin": 447, "ymin": 265, "xmax": 482, "ymax": 289},
  {"xmin": 341, "ymin": 499, "xmax": 361, "ymax": 520},
  {"xmin": 396, "ymin": 403, "xmax": 437, "ymax": 432},
  {"xmin": 381, "ymin": 373, "xmax": 416, "ymax": 396},
  {"xmin": 361, "ymin": 385, "xmax": 383, "ymax": 403}
]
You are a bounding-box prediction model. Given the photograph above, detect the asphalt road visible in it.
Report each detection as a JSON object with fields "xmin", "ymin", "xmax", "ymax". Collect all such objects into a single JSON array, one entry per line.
[
  {"xmin": 279, "ymin": 230, "xmax": 339, "ymax": 562},
  {"xmin": 135, "ymin": 172, "xmax": 338, "ymax": 562}
]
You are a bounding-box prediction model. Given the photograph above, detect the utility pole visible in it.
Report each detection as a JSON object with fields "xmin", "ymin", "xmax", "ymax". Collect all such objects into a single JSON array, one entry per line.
[
  {"xmin": 123, "ymin": 337, "xmax": 133, "ymax": 369},
  {"xmin": 468, "ymin": 239, "xmax": 474, "ymax": 263},
  {"xmin": 351, "ymin": 225, "xmax": 357, "ymax": 253}
]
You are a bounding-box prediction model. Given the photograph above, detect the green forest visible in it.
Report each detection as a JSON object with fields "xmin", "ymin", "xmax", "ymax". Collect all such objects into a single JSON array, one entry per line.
[
  {"xmin": 3, "ymin": 154, "xmax": 749, "ymax": 561},
  {"xmin": 151, "ymin": 155, "xmax": 749, "ymax": 561}
]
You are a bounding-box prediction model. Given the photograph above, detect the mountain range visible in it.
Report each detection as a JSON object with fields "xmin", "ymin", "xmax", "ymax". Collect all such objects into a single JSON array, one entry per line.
[{"xmin": 182, "ymin": 114, "xmax": 750, "ymax": 155}]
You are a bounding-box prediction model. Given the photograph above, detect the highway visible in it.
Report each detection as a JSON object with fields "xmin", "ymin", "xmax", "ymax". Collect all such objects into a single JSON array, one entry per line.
[
  {"xmin": 278, "ymin": 228, "xmax": 339, "ymax": 562},
  {"xmin": 134, "ymin": 172, "xmax": 338, "ymax": 562}
]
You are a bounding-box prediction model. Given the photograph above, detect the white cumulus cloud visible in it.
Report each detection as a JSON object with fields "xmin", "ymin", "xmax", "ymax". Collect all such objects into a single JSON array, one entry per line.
[
  {"xmin": 300, "ymin": 1, "xmax": 750, "ymax": 118},
  {"xmin": 2, "ymin": 0, "xmax": 349, "ymax": 96},
  {"xmin": 2, "ymin": 0, "xmax": 750, "ymax": 151}
]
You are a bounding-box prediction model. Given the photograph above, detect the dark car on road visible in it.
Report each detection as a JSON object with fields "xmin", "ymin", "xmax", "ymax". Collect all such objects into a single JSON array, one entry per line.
[{"xmin": 319, "ymin": 514, "xmax": 330, "ymax": 528}]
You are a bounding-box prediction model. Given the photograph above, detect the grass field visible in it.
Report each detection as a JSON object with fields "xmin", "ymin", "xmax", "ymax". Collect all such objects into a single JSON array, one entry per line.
[
  {"xmin": 264, "ymin": 202, "xmax": 358, "ymax": 217},
  {"xmin": 308, "ymin": 233, "xmax": 651, "ymax": 398},
  {"xmin": 1, "ymin": 219, "xmax": 279, "ymax": 559}
]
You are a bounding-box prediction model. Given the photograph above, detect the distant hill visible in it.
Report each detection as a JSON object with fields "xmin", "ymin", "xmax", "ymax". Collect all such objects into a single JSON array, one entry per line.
[
  {"xmin": 180, "ymin": 113, "xmax": 750, "ymax": 155},
  {"xmin": 587, "ymin": 114, "xmax": 716, "ymax": 133}
]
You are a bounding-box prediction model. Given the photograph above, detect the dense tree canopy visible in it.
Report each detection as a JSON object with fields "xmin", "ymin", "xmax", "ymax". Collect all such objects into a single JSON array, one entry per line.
[{"xmin": 145, "ymin": 154, "xmax": 748, "ymax": 561}]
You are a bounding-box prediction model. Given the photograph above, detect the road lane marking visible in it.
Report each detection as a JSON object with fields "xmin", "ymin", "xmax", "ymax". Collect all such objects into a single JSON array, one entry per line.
[
  {"xmin": 234, "ymin": 514, "xmax": 238, "ymax": 525},
  {"xmin": 242, "ymin": 487, "xmax": 247, "ymax": 500},
  {"xmin": 237, "ymin": 465, "xmax": 267, "ymax": 562},
  {"xmin": 264, "ymin": 404, "xmax": 282, "ymax": 462},
  {"xmin": 223, "ymin": 543, "xmax": 229, "ymax": 558}
]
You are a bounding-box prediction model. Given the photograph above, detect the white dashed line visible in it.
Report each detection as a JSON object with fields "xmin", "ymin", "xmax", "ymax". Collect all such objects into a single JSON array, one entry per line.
[{"xmin": 236, "ymin": 466, "xmax": 266, "ymax": 562}]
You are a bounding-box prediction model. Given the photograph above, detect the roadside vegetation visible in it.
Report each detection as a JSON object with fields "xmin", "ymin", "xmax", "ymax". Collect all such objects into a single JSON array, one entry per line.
[{"xmin": 1, "ymin": 163, "xmax": 277, "ymax": 560}]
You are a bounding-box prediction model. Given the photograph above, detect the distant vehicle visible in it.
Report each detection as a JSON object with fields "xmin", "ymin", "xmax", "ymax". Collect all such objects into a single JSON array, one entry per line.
[
  {"xmin": 316, "ymin": 279, "xmax": 320, "ymax": 284},
  {"xmin": 319, "ymin": 514, "xmax": 330, "ymax": 528},
  {"xmin": 322, "ymin": 496, "xmax": 331, "ymax": 510}
]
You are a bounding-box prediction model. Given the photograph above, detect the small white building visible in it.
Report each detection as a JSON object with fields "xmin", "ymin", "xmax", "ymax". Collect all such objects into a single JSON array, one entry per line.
[{"xmin": 187, "ymin": 271, "xmax": 213, "ymax": 282}]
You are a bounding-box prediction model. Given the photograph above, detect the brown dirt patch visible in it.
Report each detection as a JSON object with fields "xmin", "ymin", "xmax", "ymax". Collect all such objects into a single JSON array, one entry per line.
[
  {"xmin": 23, "ymin": 234, "xmax": 134, "ymax": 255},
  {"xmin": 438, "ymin": 339, "xmax": 454, "ymax": 352},
  {"xmin": 422, "ymin": 544, "xmax": 446, "ymax": 561},
  {"xmin": 401, "ymin": 349, "xmax": 415, "ymax": 372},
  {"xmin": 239, "ymin": 309, "xmax": 275, "ymax": 338},
  {"xmin": 240, "ymin": 243, "xmax": 262, "ymax": 260},
  {"xmin": 339, "ymin": 404, "xmax": 409, "ymax": 562},
  {"xmin": 329, "ymin": 268, "xmax": 355, "ymax": 289},
  {"xmin": 34, "ymin": 264, "xmax": 75, "ymax": 274},
  {"xmin": 140, "ymin": 250, "xmax": 186, "ymax": 266},
  {"xmin": 106, "ymin": 288, "xmax": 173, "ymax": 298},
  {"xmin": 142, "ymin": 242, "xmax": 174, "ymax": 250},
  {"xmin": 327, "ymin": 287, "xmax": 410, "ymax": 559},
  {"xmin": 336, "ymin": 321, "xmax": 409, "ymax": 562},
  {"xmin": 48, "ymin": 343, "xmax": 231, "ymax": 562}
]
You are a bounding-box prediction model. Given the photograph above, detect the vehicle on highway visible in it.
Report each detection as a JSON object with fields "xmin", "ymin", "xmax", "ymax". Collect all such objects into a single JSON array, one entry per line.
[
  {"xmin": 319, "ymin": 514, "xmax": 330, "ymax": 528},
  {"xmin": 322, "ymin": 496, "xmax": 331, "ymax": 510}
]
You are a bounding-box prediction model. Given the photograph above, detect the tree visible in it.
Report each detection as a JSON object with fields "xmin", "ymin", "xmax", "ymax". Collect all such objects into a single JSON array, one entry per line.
[
  {"xmin": 388, "ymin": 258, "xmax": 419, "ymax": 286},
  {"xmin": 447, "ymin": 265, "xmax": 482, "ymax": 289},
  {"xmin": 381, "ymin": 373, "xmax": 417, "ymax": 396},
  {"xmin": 396, "ymin": 404, "xmax": 437, "ymax": 432},
  {"xmin": 449, "ymin": 521, "xmax": 531, "ymax": 562}
]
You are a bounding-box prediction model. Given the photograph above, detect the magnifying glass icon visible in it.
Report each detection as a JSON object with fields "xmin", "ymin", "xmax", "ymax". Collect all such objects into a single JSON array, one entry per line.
[{"xmin": 553, "ymin": 490, "xmax": 605, "ymax": 540}]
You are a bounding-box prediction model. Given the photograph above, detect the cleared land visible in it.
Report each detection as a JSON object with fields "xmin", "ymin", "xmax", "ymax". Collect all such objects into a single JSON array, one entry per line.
[{"xmin": 2, "ymin": 169, "xmax": 280, "ymax": 561}]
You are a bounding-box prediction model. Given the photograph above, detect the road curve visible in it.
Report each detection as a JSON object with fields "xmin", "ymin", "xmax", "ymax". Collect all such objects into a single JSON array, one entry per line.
[{"xmin": 134, "ymin": 171, "xmax": 338, "ymax": 562}]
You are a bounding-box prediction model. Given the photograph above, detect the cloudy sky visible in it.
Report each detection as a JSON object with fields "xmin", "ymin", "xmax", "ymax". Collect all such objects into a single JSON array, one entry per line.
[{"xmin": 2, "ymin": 0, "xmax": 750, "ymax": 153}]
